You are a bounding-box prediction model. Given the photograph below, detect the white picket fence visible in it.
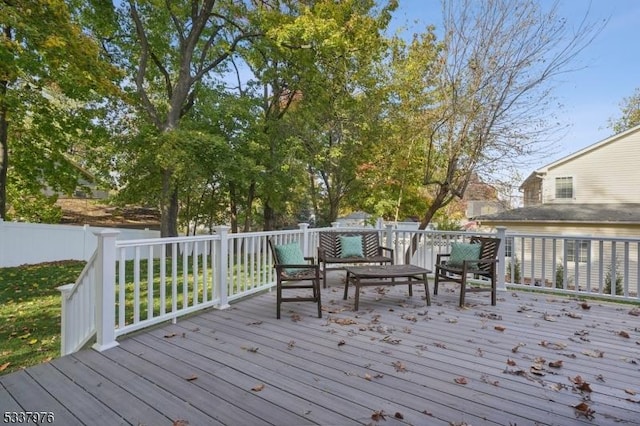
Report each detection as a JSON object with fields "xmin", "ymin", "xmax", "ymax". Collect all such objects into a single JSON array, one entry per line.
[{"xmin": 0, "ymin": 219, "xmax": 159, "ymax": 267}]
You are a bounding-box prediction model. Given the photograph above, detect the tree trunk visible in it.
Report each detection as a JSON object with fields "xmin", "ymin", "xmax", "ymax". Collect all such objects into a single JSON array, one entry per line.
[
  {"xmin": 263, "ymin": 201, "xmax": 275, "ymax": 231},
  {"xmin": 404, "ymin": 188, "xmax": 451, "ymax": 264},
  {"xmin": 243, "ymin": 181, "xmax": 255, "ymax": 232},
  {"xmin": 0, "ymin": 79, "xmax": 8, "ymax": 219},
  {"xmin": 160, "ymin": 169, "xmax": 179, "ymax": 237}
]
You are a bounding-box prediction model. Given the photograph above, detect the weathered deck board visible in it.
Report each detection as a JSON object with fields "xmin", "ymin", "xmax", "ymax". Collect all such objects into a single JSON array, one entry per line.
[{"xmin": 1, "ymin": 271, "xmax": 639, "ymax": 426}]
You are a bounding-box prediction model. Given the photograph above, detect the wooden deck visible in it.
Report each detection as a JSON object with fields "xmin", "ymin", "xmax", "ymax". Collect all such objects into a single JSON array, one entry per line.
[{"xmin": 2, "ymin": 272, "xmax": 640, "ymax": 425}]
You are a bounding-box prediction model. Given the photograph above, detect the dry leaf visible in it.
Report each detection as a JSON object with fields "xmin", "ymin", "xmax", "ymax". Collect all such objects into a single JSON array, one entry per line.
[
  {"xmin": 185, "ymin": 375, "xmax": 198, "ymax": 381},
  {"xmin": 287, "ymin": 340, "xmax": 295, "ymax": 349},
  {"xmin": 573, "ymin": 402, "xmax": 595, "ymax": 419},
  {"xmin": 580, "ymin": 302, "xmax": 591, "ymax": 310},
  {"xmin": 242, "ymin": 346, "xmax": 259, "ymax": 353},
  {"xmin": 548, "ymin": 360, "xmax": 563, "ymax": 368},
  {"xmin": 394, "ymin": 412, "xmax": 404, "ymax": 419},
  {"xmin": 618, "ymin": 331, "xmax": 630, "ymax": 338},
  {"xmin": 338, "ymin": 340, "xmax": 346, "ymax": 346},
  {"xmin": 392, "ymin": 361, "xmax": 407, "ymax": 372},
  {"xmin": 454, "ymin": 377, "xmax": 468, "ymax": 385},
  {"xmin": 333, "ymin": 318, "xmax": 357, "ymax": 325},
  {"xmin": 566, "ymin": 312, "xmax": 582, "ymax": 319},
  {"xmin": 543, "ymin": 313, "xmax": 557, "ymax": 322},
  {"xmin": 628, "ymin": 308, "xmax": 640, "ymax": 316},
  {"xmin": 494, "ymin": 325, "xmax": 506, "ymax": 332},
  {"xmin": 582, "ymin": 349, "xmax": 604, "ymax": 358},
  {"xmin": 507, "ymin": 359, "xmax": 517, "ymax": 366},
  {"xmin": 0, "ymin": 362, "xmax": 10, "ymax": 372},
  {"xmin": 625, "ymin": 389, "xmax": 637, "ymax": 395},
  {"xmin": 363, "ymin": 373, "xmax": 372, "ymax": 381},
  {"xmin": 251, "ymin": 384, "xmax": 265, "ymax": 392},
  {"xmin": 577, "ymin": 382, "xmax": 593, "ymax": 393},
  {"xmin": 511, "ymin": 343, "xmax": 525, "ymax": 353},
  {"xmin": 291, "ymin": 313, "xmax": 301, "ymax": 322},
  {"xmin": 164, "ymin": 333, "xmax": 177, "ymax": 338},
  {"xmin": 173, "ymin": 420, "xmax": 189, "ymax": 426},
  {"xmin": 371, "ymin": 410, "xmax": 386, "ymax": 421}
]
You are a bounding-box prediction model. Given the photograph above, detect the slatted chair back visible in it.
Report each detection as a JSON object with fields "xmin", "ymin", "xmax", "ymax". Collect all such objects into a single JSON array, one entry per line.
[
  {"xmin": 318, "ymin": 231, "xmax": 382, "ymax": 259},
  {"xmin": 470, "ymin": 236, "xmax": 501, "ymax": 275}
]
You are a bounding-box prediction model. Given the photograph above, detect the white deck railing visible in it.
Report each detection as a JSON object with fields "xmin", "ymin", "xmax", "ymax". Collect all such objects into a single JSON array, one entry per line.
[{"xmin": 59, "ymin": 224, "xmax": 640, "ymax": 355}]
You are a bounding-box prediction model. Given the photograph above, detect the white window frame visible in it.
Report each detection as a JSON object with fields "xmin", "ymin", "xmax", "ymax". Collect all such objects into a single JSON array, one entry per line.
[{"xmin": 555, "ymin": 176, "xmax": 574, "ymax": 199}]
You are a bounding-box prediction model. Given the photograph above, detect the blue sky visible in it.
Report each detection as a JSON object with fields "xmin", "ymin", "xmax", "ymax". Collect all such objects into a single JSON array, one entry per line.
[{"xmin": 387, "ymin": 0, "xmax": 640, "ymax": 167}]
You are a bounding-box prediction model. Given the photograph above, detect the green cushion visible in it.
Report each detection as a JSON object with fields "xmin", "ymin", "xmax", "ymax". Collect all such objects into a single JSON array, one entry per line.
[
  {"xmin": 339, "ymin": 235, "xmax": 364, "ymax": 258},
  {"xmin": 274, "ymin": 242, "xmax": 306, "ymax": 274},
  {"xmin": 448, "ymin": 242, "xmax": 481, "ymax": 268}
]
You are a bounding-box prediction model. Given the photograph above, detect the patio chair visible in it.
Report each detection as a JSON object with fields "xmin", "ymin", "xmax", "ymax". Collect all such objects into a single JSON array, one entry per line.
[
  {"xmin": 433, "ymin": 236, "xmax": 501, "ymax": 307},
  {"xmin": 269, "ymin": 239, "xmax": 322, "ymax": 319}
]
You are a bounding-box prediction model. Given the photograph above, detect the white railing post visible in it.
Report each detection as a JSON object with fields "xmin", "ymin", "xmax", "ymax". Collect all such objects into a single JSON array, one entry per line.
[
  {"xmin": 214, "ymin": 226, "xmax": 231, "ymax": 309},
  {"xmin": 92, "ymin": 230, "xmax": 119, "ymax": 352},
  {"xmin": 384, "ymin": 223, "xmax": 394, "ymax": 256},
  {"xmin": 298, "ymin": 223, "xmax": 310, "ymax": 256},
  {"xmin": 57, "ymin": 283, "xmax": 74, "ymax": 355},
  {"xmin": 496, "ymin": 226, "xmax": 507, "ymax": 291},
  {"xmin": 331, "ymin": 221, "xmax": 340, "ymax": 228}
]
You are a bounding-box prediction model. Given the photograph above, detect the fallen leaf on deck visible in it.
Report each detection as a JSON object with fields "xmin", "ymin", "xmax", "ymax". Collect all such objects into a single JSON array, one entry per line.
[
  {"xmin": 539, "ymin": 340, "xmax": 567, "ymax": 350},
  {"xmin": 507, "ymin": 359, "xmax": 517, "ymax": 366},
  {"xmin": 394, "ymin": 412, "xmax": 404, "ymax": 419},
  {"xmin": 251, "ymin": 384, "xmax": 265, "ymax": 392},
  {"xmin": 511, "ymin": 343, "xmax": 525, "ymax": 353},
  {"xmin": 573, "ymin": 402, "xmax": 595, "ymax": 419},
  {"xmin": 291, "ymin": 313, "xmax": 301, "ymax": 322},
  {"xmin": 392, "ymin": 361, "xmax": 407, "ymax": 372},
  {"xmin": 494, "ymin": 325, "xmax": 506, "ymax": 332},
  {"xmin": 363, "ymin": 373, "xmax": 372, "ymax": 381},
  {"xmin": 173, "ymin": 420, "xmax": 189, "ymax": 426},
  {"xmin": 371, "ymin": 410, "xmax": 386, "ymax": 421},
  {"xmin": 530, "ymin": 363, "xmax": 546, "ymax": 376},
  {"xmin": 625, "ymin": 389, "xmax": 637, "ymax": 395},
  {"xmin": 582, "ymin": 349, "xmax": 604, "ymax": 358},
  {"xmin": 480, "ymin": 374, "xmax": 499, "ymax": 386},
  {"xmin": 242, "ymin": 346, "xmax": 259, "ymax": 353},
  {"xmin": 454, "ymin": 376, "xmax": 468, "ymax": 385},
  {"xmin": 164, "ymin": 333, "xmax": 177, "ymax": 338},
  {"xmin": 185, "ymin": 375, "xmax": 198, "ymax": 381},
  {"xmin": 287, "ymin": 340, "xmax": 296, "ymax": 349},
  {"xmin": 580, "ymin": 302, "xmax": 591, "ymax": 310},
  {"xmin": 548, "ymin": 360, "xmax": 563, "ymax": 368},
  {"xmin": 618, "ymin": 331, "xmax": 630, "ymax": 338},
  {"xmin": 577, "ymin": 382, "xmax": 593, "ymax": 392},
  {"xmin": 338, "ymin": 340, "xmax": 346, "ymax": 346},
  {"xmin": 566, "ymin": 312, "xmax": 582, "ymax": 319},
  {"xmin": 543, "ymin": 313, "xmax": 557, "ymax": 322},
  {"xmin": 333, "ymin": 318, "xmax": 357, "ymax": 325},
  {"xmin": 0, "ymin": 362, "xmax": 10, "ymax": 372},
  {"xmin": 628, "ymin": 308, "xmax": 640, "ymax": 316}
]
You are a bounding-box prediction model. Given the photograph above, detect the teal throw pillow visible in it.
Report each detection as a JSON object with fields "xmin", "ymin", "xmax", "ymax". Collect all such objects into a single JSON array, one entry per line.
[
  {"xmin": 274, "ymin": 242, "xmax": 306, "ymax": 274},
  {"xmin": 448, "ymin": 242, "xmax": 481, "ymax": 268},
  {"xmin": 339, "ymin": 235, "xmax": 364, "ymax": 258}
]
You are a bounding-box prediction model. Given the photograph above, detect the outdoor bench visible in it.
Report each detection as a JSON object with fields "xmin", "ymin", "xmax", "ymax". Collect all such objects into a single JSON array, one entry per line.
[{"xmin": 317, "ymin": 230, "xmax": 394, "ymax": 288}]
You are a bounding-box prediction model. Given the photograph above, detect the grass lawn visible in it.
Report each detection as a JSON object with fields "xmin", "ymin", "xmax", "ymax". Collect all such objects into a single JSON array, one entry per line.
[{"xmin": 0, "ymin": 260, "xmax": 86, "ymax": 376}]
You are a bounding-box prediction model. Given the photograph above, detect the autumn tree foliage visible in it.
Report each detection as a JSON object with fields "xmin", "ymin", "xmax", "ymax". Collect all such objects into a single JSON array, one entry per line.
[
  {"xmin": 609, "ymin": 87, "xmax": 640, "ymax": 134},
  {"xmin": 0, "ymin": 0, "xmax": 118, "ymax": 221}
]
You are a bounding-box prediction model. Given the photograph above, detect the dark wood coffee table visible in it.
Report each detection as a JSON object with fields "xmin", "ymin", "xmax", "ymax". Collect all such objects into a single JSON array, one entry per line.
[{"xmin": 343, "ymin": 265, "xmax": 431, "ymax": 310}]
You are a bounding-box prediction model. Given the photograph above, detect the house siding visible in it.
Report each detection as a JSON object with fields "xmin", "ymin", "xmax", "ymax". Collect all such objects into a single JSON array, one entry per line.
[{"xmin": 542, "ymin": 129, "xmax": 640, "ymax": 204}]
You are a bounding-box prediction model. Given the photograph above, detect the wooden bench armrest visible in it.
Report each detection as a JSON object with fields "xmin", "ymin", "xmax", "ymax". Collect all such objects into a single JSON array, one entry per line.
[{"xmin": 378, "ymin": 246, "xmax": 394, "ymax": 257}]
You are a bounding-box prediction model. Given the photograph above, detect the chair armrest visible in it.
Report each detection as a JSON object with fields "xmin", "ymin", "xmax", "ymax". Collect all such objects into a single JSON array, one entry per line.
[
  {"xmin": 436, "ymin": 253, "xmax": 451, "ymax": 264},
  {"xmin": 378, "ymin": 246, "xmax": 394, "ymax": 257},
  {"xmin": 304, "ymin": 256, "xmax": 316, "ymax": 264}
]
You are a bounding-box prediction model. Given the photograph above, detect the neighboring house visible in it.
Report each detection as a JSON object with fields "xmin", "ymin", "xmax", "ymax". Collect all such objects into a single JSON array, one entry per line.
[
  {"xmin": 476, "ymin": 123, "xmax": 640, "ymax": 236},
  {"xmin": 474, "ymin": 124, "xmax": 640, "ymax": 290}
]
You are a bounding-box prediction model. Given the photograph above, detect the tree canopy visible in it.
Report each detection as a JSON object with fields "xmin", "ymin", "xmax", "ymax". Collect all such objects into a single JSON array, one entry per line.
[{"xmin": 0, "ymin": 0, "xmax": 608, "ymax": 235}]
